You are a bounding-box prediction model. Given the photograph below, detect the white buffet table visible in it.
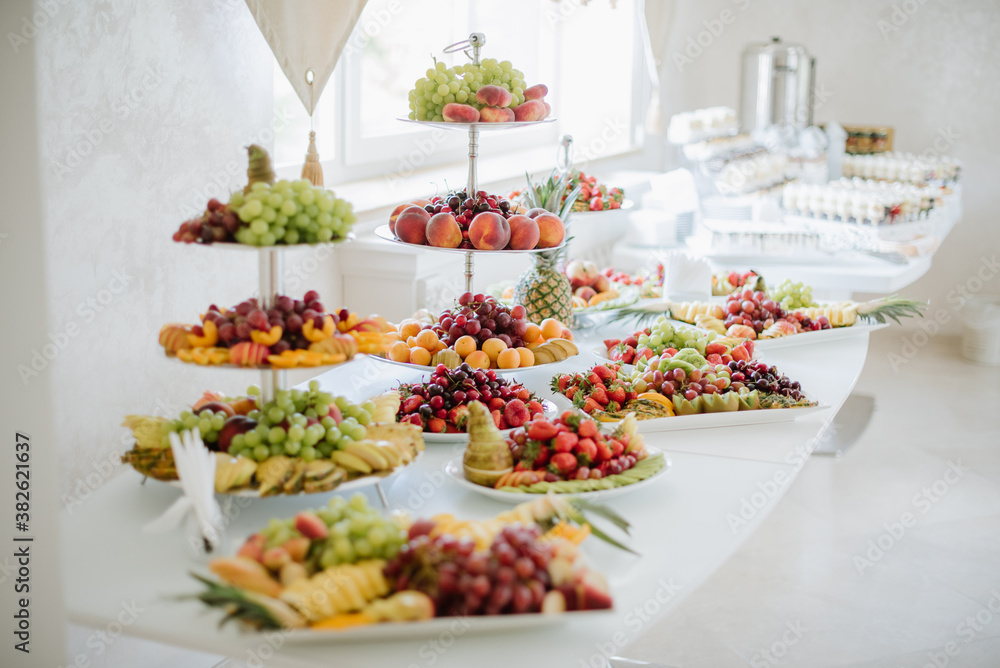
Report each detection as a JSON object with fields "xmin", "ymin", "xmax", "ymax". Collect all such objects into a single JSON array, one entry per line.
[{"xmin": 61, "ymin": 329, "xmax": 870, "ymax": 667}]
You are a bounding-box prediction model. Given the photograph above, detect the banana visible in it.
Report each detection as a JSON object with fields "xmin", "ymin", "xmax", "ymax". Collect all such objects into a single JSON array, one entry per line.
[
  {"xmin": 344, "ymin": 441, "xmax": 390, "ymax": 471},
  {"xmin": 331, "ymin": 450, "xmax": 373, "ymax": 474},
  {"xmin": 375, "ymin": 442, "xmax": 402, "ymax": 468}
]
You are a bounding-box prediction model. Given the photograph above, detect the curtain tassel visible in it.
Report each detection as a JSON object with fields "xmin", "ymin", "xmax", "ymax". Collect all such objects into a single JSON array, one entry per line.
[{"xmin": 301, "ymin": 131, "xmax": 323, "ymax": 186}]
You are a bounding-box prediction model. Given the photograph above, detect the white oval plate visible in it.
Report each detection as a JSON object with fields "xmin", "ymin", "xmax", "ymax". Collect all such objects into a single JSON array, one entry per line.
[
  {"xmin": 444, "ymin": 447, "xmax": 670, "ymax": 503},
  {"xmin": 181, "ymin": 233, "xmax": 355, "ymax": 251},
  {"xmin": 396, "ymin": 118, "xmax": 556, "ymax": 131},
  {"xmin": 374, "ymin": 225, "xmax": 565, "ymax": 255},
  {"xmin": 281, "ymin": 608, "xmax": 612, "ymax": 644},
  {"xmin": 418, "ymin": 400, "xmax": 558, "ymax": 444},
  {"xmin": 369, "ymin": 354, "xmax": 574, "ymax": 377},
  {"xmin": 153, "ymin": 452, "xmax": 421, "ymax": 498}
]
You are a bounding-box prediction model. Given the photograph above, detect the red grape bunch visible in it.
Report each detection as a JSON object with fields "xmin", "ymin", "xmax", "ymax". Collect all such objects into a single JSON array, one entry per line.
[{"xmin": 433, "ymin": 292, "xmax": 529, "ymax": 349}]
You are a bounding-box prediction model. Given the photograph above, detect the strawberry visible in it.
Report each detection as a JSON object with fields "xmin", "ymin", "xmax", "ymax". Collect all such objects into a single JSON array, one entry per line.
[
  {"xmin": 586, "ymin": 372, "xmax": 602, "ymax": 387},
  {"xmin": 623, "ymin": 335, "xmax": 639, "ymax": 348},
  {"xmin": 623, "ymin": 347, "xmax": 636, "ymax": 365},
  {"xmin": 595, "ymin": 439, "xmax": 613, "ymax": 461},
  {"xmin": 608, "ymin": 438, "xmax": 625, "ymax": 457},
  {"xmin": 640, "ymin": 348, "xmax": 655, "ymax": 360},
  {"xmin": 576, "ymin": 438, "xmax": 597, "ymax": 464},
  {"xmin": 707, "ymin": 353, "xmax": 723, "ymax": 366},
  {"xmin": 565, "ymin": 387, "xmax": 578, "ymax": 401},
  {"xmin": 447, "ymin": 405, "xmax": 470, "ymax": 429},
  {"xmin": 558, "ymin": 410, "xmax": 577, "ymax": 425},
  {"xmin": 556, "ymin": 375, "xmax": 572, "ymax": 392},
  {"xmin": 516, "ymin": 388, "xmax": 531, "ymax": 402},
  {"xmin": 402, "ymin": 413, "xmax": 423, "ymax": 427},
  {"xmin": 582, "ymin": 398, "xmax": 602, "ymax": 414},
  {"xmin": 427, "ymin": 417, "xmax": 447, "ymax": 433},
  {"xmin": 445, "ymin": 424, "xmax": 461, "ymax": 433},
  {"xmin": 549, "ymin": 452, "xmax": 578, "ymax": 476},
  {"xmin": 526, "ymin": 400, "xmax": 543, "ymax": 416},
  {"xmin": 402, "ymin": 395, "xmax": 423, "ymax": 414},
  {"xmin": 705, "ymin": 342, "xmax": 728, "ymax": 356},
  {"xmin": 490, "ymin": 409, "xmax": 503, "ymax": 429},
  {"xmin": 603, "ymin": 338, "xmax": 621, "ymax": 351},
  {"xmin": 664, "ymin": 347, "xmax": 678, "ymax": 356},
  {"xmin": 489, "ymin": 397, "xmax": 506, "ymax": 412},
  {"xmin": 608, "ymin": 385, "xmax": 626, "ymax": 405},
  {"xmin": 553, "ymin": 431, "xmax": 579, "ymax": 453},
  {"xmin": 592, "ymin": 365, "xmax": 615, "ymax": 383},
  {"xmin": 577, "ymin": 419, "xmax": 599, "ymax": 439},
  {"xmin": 528, "ymin": 420, "xmax": 559, "ymax": 441},
  {"xmin": 590, "ymin": 386, "xmax": 610, "ymax": 406}
]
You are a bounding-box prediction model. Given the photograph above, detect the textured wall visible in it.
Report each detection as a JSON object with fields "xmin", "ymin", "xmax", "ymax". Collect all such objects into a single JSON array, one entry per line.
[
  {"xmin": 657, "ymin": 0, "xmax": 1000, "ymax": 330},
  {"xmin": 34, "ymin": 0, "xmax": 274, "ymax": 498}
]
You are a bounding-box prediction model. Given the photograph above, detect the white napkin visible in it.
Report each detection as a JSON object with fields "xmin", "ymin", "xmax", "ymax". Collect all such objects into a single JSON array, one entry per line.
[
  {"xmin": 143, "ymin": 429, "xmax": 225, "ymax": 553},
  {"xmin": 661, "ymin": 251, "xmax": 712, "ymax": 301}
]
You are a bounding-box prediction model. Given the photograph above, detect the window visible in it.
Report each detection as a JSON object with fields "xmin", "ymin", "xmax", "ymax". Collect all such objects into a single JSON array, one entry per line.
[{"xmin": 271, "ymin": 0, "xmax": 646, "ymax": 191}]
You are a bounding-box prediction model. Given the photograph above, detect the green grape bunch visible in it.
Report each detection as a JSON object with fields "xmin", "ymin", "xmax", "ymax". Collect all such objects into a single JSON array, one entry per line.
[
  {"xmin": 226, "ymin": 381, "xmax": 376, "ymax": 463},
  {"xmin": 408, "ymin": 58, "xmax": 528, "ymax": 121},
  {"xmin": 635, "ymin": 317, "xmax": 718, "ymax": 368},
  {"xmin": 227, "ymin": 179, "xmax": 357, "ymax": 247},
  {"xmin": 769, "ymin": 279, "xmax": 818, "ymax": 310}
]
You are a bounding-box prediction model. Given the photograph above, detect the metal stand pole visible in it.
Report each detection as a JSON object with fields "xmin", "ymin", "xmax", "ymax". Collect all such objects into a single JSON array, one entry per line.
[
  {"xmin": 464, "ymin": 251, "xmax": 475, "ymax": 294},
  {"xmin": 467, "ymin": 124, "xmax": 479, "ymax": 198},
  {"xmin": 258, "ymin": 248, "xmax": 286, "ymax": 403}
]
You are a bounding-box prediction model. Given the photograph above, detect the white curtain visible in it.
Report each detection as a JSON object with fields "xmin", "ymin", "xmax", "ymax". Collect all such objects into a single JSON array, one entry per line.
[
  {"xmin": 245, "ymin": 0, "xmax": 369, "ymax": 115},
  {"xmin": 642, "ymin": 0, "xmax": 676, "ymax": 134}
]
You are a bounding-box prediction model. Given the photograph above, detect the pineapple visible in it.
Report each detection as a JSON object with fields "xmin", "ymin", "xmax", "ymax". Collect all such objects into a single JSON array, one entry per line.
[
  {"xmin": 515, "ymin": 252, "xmax": 574, "ymax": 323},
  {"xmin": 515, "ymin": 170, "xmax": 581, "ymax": 322}
]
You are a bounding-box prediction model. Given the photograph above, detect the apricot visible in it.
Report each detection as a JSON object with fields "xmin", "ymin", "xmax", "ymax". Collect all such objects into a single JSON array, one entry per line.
[
  {"xmin": 388, "ymin": 341, "xmax": 411, "ymax": 362},
  {"xmin": 394, "ymin": 206, "xmax": 431, "ymax": 245},
  {"xmin": 465, "ymin": 350, "xmax": 490, "ymax": 369},
  {"xmin": 506, "ymin": 214, "xmax": 540, "ymax": 250},
  {"xmin": 415, "ymin": 329, "xmax": 439, "ymax": 350},
  {"xmin": 409, "ymin": 347, "xmax": 432, "ymax": 366},
  {"xmin": 540, "ymin": 318, "xmax": 563, "ymax": 340},
  {"xmin": 475, "ymin": 85, "xmax": 512, "ymax": 109},
  {"xmin": 469, "ymin": 212, "xmax": 511, "ymax": 250},
  {"xmin": 398, "ymin": 319, "xmax": 423, "ymax": 339},
  {"xmin": 442, "ymin": 102, "xmax": 480, "ymax": 123},
  {"xmin": 534, "ymin": 213, "xmax": 565, "ymax": 248},
  {"xmin": 481, "ymin": 337, "xmax": 508, "ymax": 362},
  {"xmin": 524, "ymin": 84, "xmax": 548, "ymax": 101},
  {"xmin": 523, "ymin": 323, "xmax": 542, "ymax": 343},
  {"xmin": 454, "ymin": 335, "xmax": 477, "ymax": 358},
  {"xmin": 512, "ymin": 100, "xmax": 547, "ymax": 123},
  {"xmin": 496, "ymin": 348, "xmax": 521, "ymax": 369},
  {"xmin": 515, "ymin": 347, "xmax": 535, "ymax": 368},
  {"xmin": 406, "ymin": 336, "xmax": 419, "ymax": 348},
  {"xmin": 479, "ymin": 106, "xmax": 515, "ymax": 123},
  {"xmin": 426, "ymin": 212, "xmax": 462, "ymax": 248}
]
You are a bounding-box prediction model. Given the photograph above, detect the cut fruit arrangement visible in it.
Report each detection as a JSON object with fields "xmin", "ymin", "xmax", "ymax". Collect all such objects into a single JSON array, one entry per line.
[
  {"xmin": 610, "ymin": 279, "xmax": 926, "ymax": 343},
  {"xmin": 384, "ymin": 292, "xmax": 578, "ymax": 369},
  {"xmin": 173, "ymin": 146, "xmax": 355, "ymax": 246},
  {"xmin": 554, "ymin": 349, "xmax": 815, "ymax": 421},
  {"xmin": 564, "ymin": 171, "xmax": 625, "ymax": 212},
  {"xmin": 564, "ymin": 259, "xmax": 640, "ymax": 311},
  {"xmin": 121, "ymin": 383, "xmax": 425, "ymax": 496},
  {"xmin": 160, "ymin": 291, "xmax": 393, "ymax": 368},
  {"xmin": 396, "ymin": 364, "xmax": 547, "ymax": 433},
  {"xmin": 603, "ymin": 320, "xmax": 754, "ymax": 366},
  {"xmin": 462, "ymin": 402, "xmax": 666, "ymax": 494},
  {"xmin": 189, "ymin": 493, "xmax": 623, "ymax": 630},
  {"xmin": 711, "ymin": 270, "xmax": 759, "ymax": 296},
  {"xmin": 388, "ymin": 189, "xmax": 565, "ymax": 251},
  {"xmin": 407, "ymin": 57, "xmax": 551, "ymax": 123}
]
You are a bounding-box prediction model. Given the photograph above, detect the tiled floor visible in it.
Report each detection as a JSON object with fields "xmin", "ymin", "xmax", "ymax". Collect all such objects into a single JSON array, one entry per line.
[
  {"xmin": 624, "ymin": 330, "xmax": 1000, "ymax": 668},
  {"xmin": 65, "ymin": 330, "xmax": 1000, "ymax": 667}
]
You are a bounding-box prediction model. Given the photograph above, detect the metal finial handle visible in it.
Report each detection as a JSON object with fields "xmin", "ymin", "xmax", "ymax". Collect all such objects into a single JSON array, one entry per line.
[
  {"xmin": 443, "ymin": 32, "xmax": 486, "ymax": 65},
  {"xmin": 557, "ymin": 135, "xmax": 574, "ymax": 175}
]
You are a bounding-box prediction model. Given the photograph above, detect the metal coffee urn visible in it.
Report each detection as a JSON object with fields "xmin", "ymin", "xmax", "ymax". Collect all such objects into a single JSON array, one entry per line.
[{"xmin": 739, "ymin": 37, "xmax": 816, "ymax": 132}]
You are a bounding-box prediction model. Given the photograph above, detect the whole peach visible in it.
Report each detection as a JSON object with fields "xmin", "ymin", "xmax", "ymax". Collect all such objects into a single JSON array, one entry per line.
[
  {"xmin": 524, "ymin": 84, "xmax": 548, "ymax": 101},
  {"xmin": 426, "ymin": 212, "xmax": 463, "ymax": 248},
  {"xmin": 394, "ymin": 206, "xmax": 431, "ymax": 245},
  {"xmin": 512, "ymin": 100, "xmax": 547, "ymax": 122},
  {"xmin": 443, "ymin": 103, "xmax": 480, "ymax": 123},
  {"xmin": 468, "ymin": 212, "xmax": 511, "ymax": 250},
  {"xmin": 534, "ymin": 213, "xmax": 565, "ymax": 248},
  {"xmin": 507, "ymin": 215, "xmax": 540, "ymax": 250},
  {"xmin": 475, "ymin": 85, "xmax": 512, "ymax": 108},
  {"xmin": 480, "ymin": 106, "xmax": 515, "ymax": 123}
]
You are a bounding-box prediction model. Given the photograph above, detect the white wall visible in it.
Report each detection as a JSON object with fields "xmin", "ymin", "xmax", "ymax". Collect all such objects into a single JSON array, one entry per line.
[
  {"xmin": 655, "ymin": 0, "xmax": 1000, "ymax": 332},
  {"xmin": 33, "ymin": 0, "xmax": 274, "ymax": 497}
]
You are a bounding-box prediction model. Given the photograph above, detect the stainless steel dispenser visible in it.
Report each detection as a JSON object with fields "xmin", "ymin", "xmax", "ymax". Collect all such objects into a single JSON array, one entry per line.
[{"xmin": 739, "ymin": 37, "xmax": 816, "ymax": 132}]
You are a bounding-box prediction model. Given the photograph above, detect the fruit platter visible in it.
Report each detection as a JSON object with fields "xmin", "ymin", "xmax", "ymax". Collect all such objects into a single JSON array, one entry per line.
[
  {"xmin": 187, "ymin": 493, "xmax": 622, "ymax": 637},
  {"xmin": 376, "ymin": 292, "xmax": 579, "ymax": 372},
  {"xmin": 550, "ymin": 349, "xmax": 825, "ymax": 433},
  {"xmin": 173, "ymin": 147, "xmax": 355, "ymax": 247},
  {"xmin": 395, "ymin": 364, "xmax": 556, "ymax": 441},
  {"xmin": 563, "ymin": 170, "xmax": 626, "ymax": 213},
  {"xmin": 450, "ymin": 402, "xmax": 667, "ymax": 500},
  {"xmin": 603, "ymin": 281, "xmax": 925, "ymax": 351},
  {"xmin": 160, "ymin": 291, "xmax": 392, "ymax": 369},
  {"xmin": 121, "ymin": 383, "xmax": 424, "ymax": 496}
]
